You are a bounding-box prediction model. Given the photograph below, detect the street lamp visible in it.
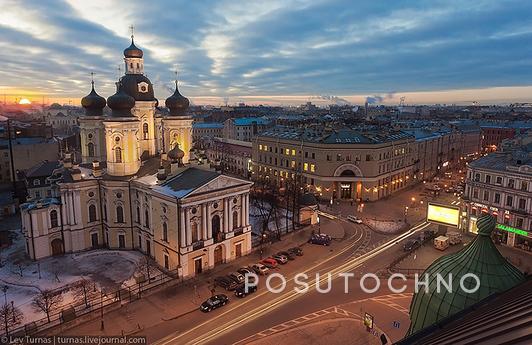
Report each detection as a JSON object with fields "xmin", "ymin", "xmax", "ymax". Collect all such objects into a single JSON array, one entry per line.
[{"xmin": 404, "ymin": 206, "xmax": 409, "ymax": 222}]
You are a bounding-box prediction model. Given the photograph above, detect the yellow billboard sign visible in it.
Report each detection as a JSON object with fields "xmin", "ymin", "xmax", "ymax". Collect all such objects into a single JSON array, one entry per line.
[{"xmin": 427, "ymin": 203, "xmax": 460, "ymax": 227}]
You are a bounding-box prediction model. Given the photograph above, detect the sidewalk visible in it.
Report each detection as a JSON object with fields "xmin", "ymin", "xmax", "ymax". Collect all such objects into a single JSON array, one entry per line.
[{"xmin": 60, "ymin": 225, "xmax": 318, "ymax": 336}]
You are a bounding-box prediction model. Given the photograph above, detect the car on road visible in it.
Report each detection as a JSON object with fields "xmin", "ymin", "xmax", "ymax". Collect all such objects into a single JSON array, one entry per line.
[
  {"xmin": 308, "ymin": 233, "xmax": 331, "ymax": 246},
  {"xmin": 228, "ymin": 272, "xmax": 245, "ymax": 284},
  {"xmin": 237, "ymin": 267, "xmax": 255, "ymax": 276},
  {"xmin": 288, "ymin": 247, "xmax": 303, "ymax": 256},
  {"xmin": 347, "ymin": 215, "xmax": 363, "ymax": 224},
  {"xmin": 234, "ymin": 284, "xmax": 258, "ymax": 298},
  {"xmin": 277, "ymin": 251, "xmax": 296, "ymax": 260},
  {"xmin": 272, "ymin": 254, "xmax": 288, "ymax": 264},
  {"xmin": 200, "ymin": 294, "xmax": 229, "ymax": 312},
  {"xmin": 403, "ymin": 239, "xmax": 421, "ymax": 252},
  {"xmin": 251, "ymin": 263, "xmax": 269, "ymax": 275},
  {"xmin": 260, "ymin": 258, "xmax": 278, "ymax": 268},
  {"xmin": 214, "ymin": 276, "xmax": 241, "ymax": 291}
]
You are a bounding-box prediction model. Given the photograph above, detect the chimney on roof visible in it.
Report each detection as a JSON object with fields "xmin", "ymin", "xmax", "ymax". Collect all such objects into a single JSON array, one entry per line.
[
  {"xmin": 71, "ymin": 163, "xmax": 82, "ymax": 181},
  {"xmin": 92, "ymin": 160, "xmax": 102, "ymax": 178}
]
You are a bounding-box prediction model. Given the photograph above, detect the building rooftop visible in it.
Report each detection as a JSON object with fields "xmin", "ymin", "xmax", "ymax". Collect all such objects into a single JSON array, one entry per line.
[
  {"xmin": 232, "ymin": 117, "xmax": 270, "ymax": 126},
  {"xmin": 259, "ymin": 126, "xmax": 414, "ymax": 145},
  {"xmin": 154, "ymin": 167, "xmax": 220, "ymax": 198},
  {"xmin": 26, "ymin": 160, "xmax": 61, "ymax": 178},
  {"xmin": 193, "ymin": 122, "xmax": 224, "ymax": 129},
  {"xmin": 469, "ymin": 146, "xmax": 532, "ymax": 173}
]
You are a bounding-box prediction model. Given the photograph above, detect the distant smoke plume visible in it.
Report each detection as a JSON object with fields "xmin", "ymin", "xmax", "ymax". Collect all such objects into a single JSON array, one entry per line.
[
  {"xmin": 312, "ymin": 95, "xmax": 351, "ymax": 105},
  {"xmin": 365, "ymin": 92, "xmax": 396, "ymax": 104}
]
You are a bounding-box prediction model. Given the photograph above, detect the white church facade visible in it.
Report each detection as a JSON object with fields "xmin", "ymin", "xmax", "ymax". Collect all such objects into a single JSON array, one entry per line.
[{"xmin": 20, "ymin": 36, "xmax": 253, "ymax": 278}]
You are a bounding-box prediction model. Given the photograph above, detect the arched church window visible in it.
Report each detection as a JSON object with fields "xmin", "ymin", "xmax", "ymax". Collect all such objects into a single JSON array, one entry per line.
[
  {"xmin": 163, "ymin": 222, "xmax": 168, "ymax": 242},
  {"xmin": 137, "ymin": 63, "xmax": 140, "ymax": 69},
  {"xmin": 143, "ymin": 123, "xmax": 149, "ymax": 140},
  {"xmin": 89, "ymin": 204, "xmax": 97, "ymax": 222},
  {"xmin": 116, "ymin": 206, "xmax": 124, "ymax": 223},
  {"xmin": 115, "ymin": 147, "xmax": 122, "ymax": 163},
  {"xmin": 50, "ymin": 210, "xmax": 58, "ymax": 228},
  {"xmin": 233, "ymin": 211, "xmax": 239, "ymax": 229},
  {"xmin": 130, "ymin": 62, "xmax": 133, "ymax": 69},
  {"xmin": 87, "ymin": 143, "xmax": 95, "ymax": 157},
  {"xmin": 145, "ymin": 209, "xmax": 150, "ymax": 228}
]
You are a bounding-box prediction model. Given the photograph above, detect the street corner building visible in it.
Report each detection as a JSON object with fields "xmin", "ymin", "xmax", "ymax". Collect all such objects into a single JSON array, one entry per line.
[{"xmin": 19, "ymin": 36, "xmax": 253, "ymax": 279}]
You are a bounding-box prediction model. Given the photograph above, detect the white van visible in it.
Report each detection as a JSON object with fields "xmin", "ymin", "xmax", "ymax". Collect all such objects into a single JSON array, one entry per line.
[{"xmin": 434, "ymin": 236, "xmax": 450, "ymax": 251}]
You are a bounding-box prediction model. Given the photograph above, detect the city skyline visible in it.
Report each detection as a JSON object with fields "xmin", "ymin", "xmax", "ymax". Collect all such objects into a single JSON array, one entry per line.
[{"xmin": 1, "ymin": 0, "xmax": 532, "ymax": 106}]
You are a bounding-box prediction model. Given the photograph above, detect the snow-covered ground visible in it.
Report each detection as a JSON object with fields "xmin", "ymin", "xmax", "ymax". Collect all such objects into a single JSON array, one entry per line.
[
  {"xmin": 249, "ymin": 204, "xmax": 293, "ymax": 236},
  {"xmin": 364, "ymin": 218, "xmax": 407, "ymax": 234},
  {"xmin": 0, "ymin": 229, "xmax": 161, "ymax": 325}
]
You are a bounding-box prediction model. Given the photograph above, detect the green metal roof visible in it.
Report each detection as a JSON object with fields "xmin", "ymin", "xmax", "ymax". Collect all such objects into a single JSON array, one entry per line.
[{"xmin": 407, "ymin": 214, "xmax": 525, "ymax": 336}]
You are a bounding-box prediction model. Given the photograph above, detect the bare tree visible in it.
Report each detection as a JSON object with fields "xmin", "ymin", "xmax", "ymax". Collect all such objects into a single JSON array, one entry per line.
[
  {"xmin": 73, "ymin": 279, "xmax": 98, "ymax": 308},
  {"xmin": 0, "ymin": 302, "xmax": 23, "ymax": 336},
  {"xmin": 136, "ymin": 256, "xmax": 157, "ymax": 281},
  {"xmin": 13, "ymin": 260, "xmax": 27, "ymax": 278},
  {"xmin": 31, "ymin": 290, "xmax": 63, "ymax": 322}
]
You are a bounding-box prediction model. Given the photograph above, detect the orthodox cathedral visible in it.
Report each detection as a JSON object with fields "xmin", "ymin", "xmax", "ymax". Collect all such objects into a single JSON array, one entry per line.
[{"xmin": 20, "ymin": 36, "xmax": 253, "ymax": 278}]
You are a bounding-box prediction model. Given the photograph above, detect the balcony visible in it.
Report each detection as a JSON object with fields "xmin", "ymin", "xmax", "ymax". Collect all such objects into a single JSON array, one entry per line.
[
  {"xmin": 192, "ymin": 240, "xmax": 204, "ymax": 251},
  {"xmin": 234, "ymin": 228, "xmax": 244, "ymax": 236}
]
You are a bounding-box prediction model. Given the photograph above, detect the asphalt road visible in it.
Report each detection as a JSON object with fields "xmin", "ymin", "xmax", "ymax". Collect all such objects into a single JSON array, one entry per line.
[{"xmin": 152, "ymin": 218, "xmax": 432, "ymax": 345}]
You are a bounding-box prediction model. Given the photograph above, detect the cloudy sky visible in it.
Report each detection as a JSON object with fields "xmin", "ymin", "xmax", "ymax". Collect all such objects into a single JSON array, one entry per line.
[{"xmin": 0, "ymin": 0, "xmax": 531, "ymax": 106}]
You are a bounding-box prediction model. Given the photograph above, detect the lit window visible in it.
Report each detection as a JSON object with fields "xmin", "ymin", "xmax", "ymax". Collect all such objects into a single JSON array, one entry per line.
[
  {"xmin": 310, "ymin": 164, "xmax": 315, "ymax": 172},
  {"xmin": 291, "ymin": 149, "xmax": 296, "ymax": 156},
  {"xmin": 291, "ymin": 161, "xmax": 296, "ymax": 168},
  {"xmin": 303, "ymin": 163, "xmax": 308, "ymax": 171},
  {"xmin": 259, "ymin": 144, "xmax": 263, "ymax": 150},
  {"xmin": 264, "ymin": 145, "xmax": 268, "ymax": 151},
  {"xmin": 285, "ymin": 148, "xmax": 290, "ymax": 155}
]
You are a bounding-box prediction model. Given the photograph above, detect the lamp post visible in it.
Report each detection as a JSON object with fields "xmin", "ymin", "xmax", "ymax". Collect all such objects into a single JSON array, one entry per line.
[
  {"xmin": 404, "ymin": 206, "xmax": 409, "ymax": 222},
  {"xmin": 2, "ymin": 285, "xmax": 8, "ymax": 305}
]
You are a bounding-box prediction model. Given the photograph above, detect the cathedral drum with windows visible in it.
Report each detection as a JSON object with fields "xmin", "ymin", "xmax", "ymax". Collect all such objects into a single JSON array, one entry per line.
[{"xmin": 19, "ymin": 36, "xmax": 253, "ymax": 278}]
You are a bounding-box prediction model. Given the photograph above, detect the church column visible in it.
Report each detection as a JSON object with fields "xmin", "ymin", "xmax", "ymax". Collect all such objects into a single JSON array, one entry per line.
[
  {"xmin": 206, "ymin": 204, "xmax": 212, "ymax": 239},
  {"xmin": 245, "ymin": 194, "xmax": 249, "ymax": 226},
  {"xmin": 223, "ymin": 199, "xmax": 229, "ymax": 232},
  {"xmin": 185, "ymin": 209, "xmax": 192, "ymax": 246},
  {"xmin": 179, "ymin": 208, "xmax": 186, "ymax": 248},
  {"xmin": 201, "ymin": 204, "xmax": 208, "ymax": 240},
  {"xmin": 240, "ymin": 194, "xmax": 246, "ymax": 227},
  {"xmin": 228, "ymin": 202, "xmax": 233, "ymax": 231}
]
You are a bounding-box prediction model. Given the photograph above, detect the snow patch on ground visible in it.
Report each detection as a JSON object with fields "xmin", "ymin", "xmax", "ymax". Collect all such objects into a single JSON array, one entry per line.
[
  {"xmin": 0, "ymin": 230, "xmax": 161, "ymax": 326},
  {"xmin": 364, "ymin": 218, "xmax": 407, "ymax": 234}
]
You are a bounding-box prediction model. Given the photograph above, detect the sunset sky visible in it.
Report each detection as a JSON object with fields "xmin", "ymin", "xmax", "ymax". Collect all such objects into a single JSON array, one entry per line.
[{"xmin": 0, "ymin": 0, "xmax": 531, "ymax": 106}]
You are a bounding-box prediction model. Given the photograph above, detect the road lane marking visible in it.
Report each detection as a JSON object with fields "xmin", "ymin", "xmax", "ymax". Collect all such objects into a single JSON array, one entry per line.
[{"xmin": 161, "ymin": 222, "xmax": 430, "ymax": 345}]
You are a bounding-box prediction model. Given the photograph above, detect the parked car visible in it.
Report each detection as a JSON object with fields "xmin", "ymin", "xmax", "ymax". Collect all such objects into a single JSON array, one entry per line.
[
  {"xmin": 347, "ymin": 215, "xmax": 363, "ymax": 224},
  {"xmin": 234, "ymin": 284, "xmax": 258, "ymax": 298},
  {"xmin": 237, "ymin": 267, "xmax": 255, "ymax": 276},
  {"xmin": 200, "ymin": 294, "xmax": 229, "ymax": 312},
  {"xmin": 272, "ymin": 254, "xmax": 288, "ymax": 264},
  {"xmin": 228, "ymin": 272, "xmax": 245, "ymax": 284},
  {"xmin": 214, "ymin": 276, "xmax": 240, "ymax": 291},
  {"xmin": 251, "ymin": 263, "xmax": 269, "ymax": 275},
  {"xmin": 288, "ymin": 247, "xmax": 303, "ymax": 256},
  {"xmin": 277, "ymin": 251, "xmax": 296, "ymax": 260},
  {"xmin": 260, "ymin": 258, "xmax": 278, "ymax": 269},
  {"xmin": 308, "ymin": 233, "xmax": 331, "ymax": 246},
  {"xmin": 403, "ymin": 239, "xmax": 420, "ymax": 252}
]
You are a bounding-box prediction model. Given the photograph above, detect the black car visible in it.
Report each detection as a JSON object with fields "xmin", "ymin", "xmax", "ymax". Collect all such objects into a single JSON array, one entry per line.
[
  {"xmin": 277, "ymin": 251, "xmax": 296, "ymax": 260},
  {"xmin": 287, "ymin": 247, "xmax": 303, "ymax": 256},
  {"xmin": 308, "ymin": 234, "xmax": 331, "ymax": 246},
  {"xmin": 234, "ymin": 284, "xmax": 258, "ymax": 298},
  {"xmin": 214, "ymin": 276, "xmax": 241, "ymax": 291},
  {"xmin": 200, "ymin": 294, "xmax": 229, "ymax": 312},
  {"xmin": 403, "ymin": 239, "xmax": 421, "ymax": 252}
]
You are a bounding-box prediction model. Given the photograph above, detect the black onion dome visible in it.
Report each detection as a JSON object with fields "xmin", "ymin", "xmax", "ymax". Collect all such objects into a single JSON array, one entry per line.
[
  {"xmin": 107, "ymin": 85, "xmax": 135, "ymax": 117},
  {"xmin": 120, "ymin": 74, "xmax": 156, "ymax": 101},
  {"xmin": 168, "ymin": 144, "xmax": 185, "ymax": 161},
  {"xmin": 124, "ymin": 37, "xmax": 143, "ymax": 58},
  {"xmin": 165, "ymin": 81, "xmax": 189, "ymax": 116},
  {"xmin": 81, "ymin": 82, "xmax": 106, "ymax": 116}
]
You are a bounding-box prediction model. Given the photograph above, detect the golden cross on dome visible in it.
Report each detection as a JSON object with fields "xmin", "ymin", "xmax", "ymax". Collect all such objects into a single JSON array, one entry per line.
[
  {"xmin": 173, "ymin": 64, "xmax": 179, "ymax": 87},
  {"xmin": 129, "ymin": 25, "xmax": 135, "ymax": 40},
  {"xmin": 90, "ymin": 72, "xmax": 95, "ymax": 87}
]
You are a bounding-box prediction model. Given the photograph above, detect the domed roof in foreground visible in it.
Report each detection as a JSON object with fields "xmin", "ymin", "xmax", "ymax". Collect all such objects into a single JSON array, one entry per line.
[
  {"xmin": 165, "ymin": 81, "xmax": 189, "ymax": 116},
  {"xmin": 407, "ymin": 214, "xmax": 525, "ymax": 336},
  {"xmin": 81, "ymin": 82, "xmax": 106, "ymax": 116}
]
